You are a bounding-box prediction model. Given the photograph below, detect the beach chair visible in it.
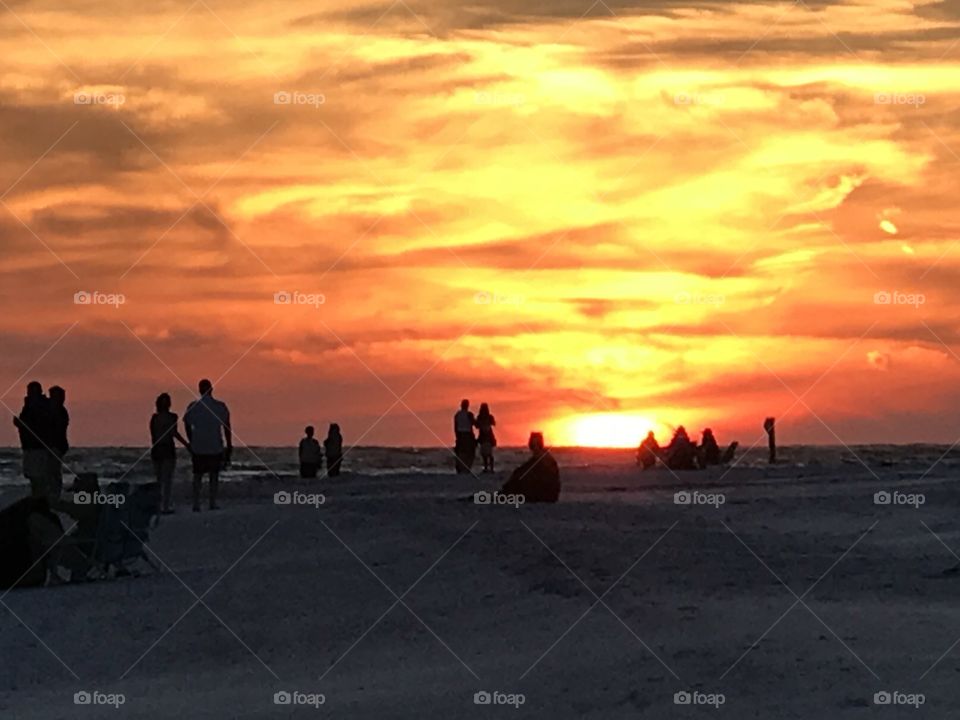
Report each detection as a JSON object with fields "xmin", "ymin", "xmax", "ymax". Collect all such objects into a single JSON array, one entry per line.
[
  {"xmin": 120, "ymin": 482, "xmax": 163, "ymax": 574},
  {"xmin": 61, "ymin": 482, "xmax": 162, "ymax": 580}
]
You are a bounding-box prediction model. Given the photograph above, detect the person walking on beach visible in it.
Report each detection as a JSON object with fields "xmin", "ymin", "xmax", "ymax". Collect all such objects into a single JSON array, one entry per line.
[
  {"xmin": 453, "ymin": 399, "xmax": 477, "ymax": 474},
  {"xmin": 183, "ymin": 379, "xmax": 232, "ymax": 512},
  {"xmin": 501, "ymin": 432, "xmax": 560, "ymax": 503},
  {"xmin": 476, "ymin": 403, "xmax": 497, "ymax": 472},
  {"xmin": 13, "ymin": 382, "xmax": 57, "ymax": 500},
  {"xmin": 299, "ymin": 426, "xmax": 322, "ymax": 479},
  {"xmin": 324, "ymin": 423, "xmax": 343, "ymax": 477},
  {"xmin": 150, "ymin": 393, "xmax": 190, "ymax": 514},
  {"xmin": 48, "ymin": 385, "xmax": 69, "ymax": 498}
]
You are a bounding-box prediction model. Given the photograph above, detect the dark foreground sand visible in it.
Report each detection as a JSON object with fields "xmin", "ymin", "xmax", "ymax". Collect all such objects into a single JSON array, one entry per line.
[{"xmin": 2, "ymin": 460, "xmax": 960, "ymax": 719}]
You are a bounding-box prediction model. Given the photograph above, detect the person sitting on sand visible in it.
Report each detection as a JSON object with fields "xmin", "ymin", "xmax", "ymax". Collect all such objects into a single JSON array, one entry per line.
[
  {"xmin": 637, "ymin": 431, "xmax": 660, "ymax": 470},
  {"xmin": 183, "ymin": 379, "xmax": 232, "ymax": 512},
  {"xmin": 299, "ymin": 426, "xmax": 322, "ymax": 479},
  {"xmin": 664, "ymin": 426, "xmax": 697, "ymax": 470},
  {"xmin": 324, "ymin": 424, "xmax": 343, "ymax": 477},
  {"xmin": 476, "ymin": 403, "xmax": 497, "ymax": 473},
  {"xmin": 500, "ymin": 432, "xmax": 560, "ymax": 503},
  {"xmin": 150, "ymin": 393, "xmax": 190, "ymax": 514},
  {"xmin": 698, "ymin": 428, "xmax": 721, "ymax": 467},
  {"xmin": 453, "ymin": 399, "xmax": 477, "ymax": 474}
]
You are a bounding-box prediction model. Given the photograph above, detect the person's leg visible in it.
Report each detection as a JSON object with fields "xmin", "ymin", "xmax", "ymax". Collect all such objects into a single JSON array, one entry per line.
[
  {"xmin": 24, "ymin": 450, "xmax": 49, "ymax": 498},
  {"xmin": 209, "ymin": 469, "xmax": 219, "ymax": 509},
  {"xmin": 160, "ymin": 459, "xmax": 175, "ymax": 512},
  {"xmin": 51, "ymin": 451, "xmax": 64, "ymax": 499},
  {"xmin": 192, "ymin": 472, "xmax": 203, "ymax": 511}
]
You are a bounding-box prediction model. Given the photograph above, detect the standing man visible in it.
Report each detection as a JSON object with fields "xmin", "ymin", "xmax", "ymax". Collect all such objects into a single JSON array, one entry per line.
[
  {"xmin": 453, "ymin": 399, "xmax": 477, "ymax": 474},
  {"xmin": 48, "ymin": 386, "xmax": 69, "ymax": 498},
  {"xmin": 183, "ymin": 379, "xmax": 232, "ymax": 512},
  {"xmin": 13, "ymin": 381, "xmax": 56, "ymax": 500}
]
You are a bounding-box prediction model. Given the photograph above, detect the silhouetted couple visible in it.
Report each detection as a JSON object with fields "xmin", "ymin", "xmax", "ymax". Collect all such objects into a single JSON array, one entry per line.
[
  {"xmin": 13, "ymin": 381, "xmax": 69, "ymax": 501},
  {"xmin": 298, "ymin": 424, "xmax": 343, "ymax": 478},
  {"xmin": 454, "ymin": 399, "xmax": 497, "ymax": 473},
  {"xmin": 149, "ymin": 379, "xmax": 232, "ymax": 513}
]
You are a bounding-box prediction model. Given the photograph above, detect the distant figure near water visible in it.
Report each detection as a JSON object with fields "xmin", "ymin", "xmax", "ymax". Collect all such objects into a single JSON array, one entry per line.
[
  {"xmin": 699, "ymin": 428, "xmax": 721, "ymax": 466},
  {"xmin": 453, "ymin": 399, "xmax": 477, "ymax": 474},
  {"xmin": 48, "ymin": 386, "xmax": 69, "ymax": 497},
  {"xmin": 13, "ymin": 382, "xmax": 57, "ymax": 500},
  {"xmin": 664, "ymin": 426, "xmax": 698, "ymax": 470},
  {"xmin": 299, "ymin": 426, "xmax": 322, "ymax": 479},
  {"xmin": 501, "ymin": 432, "xmax": 560, "ymax": 503},
  {"xmin": 637, "ymin": 431, "xmax": 660, "ymax": 469},
  {"xmin": 764, "ymin": 417, "xmax": 776, "ymax": 464},
  {"xmin": 150, "ymin": 393, "xmax": 190, "ymax": 514},
  {"xmin": 183, "ymin": 379, "xmax": 232, "ymax": 512},
  {"xmin": 324, "ymin": 424, "xmax": 343, "ymax": 477},
  {"xmin": 476, "ymin": 403, "xmax": 497, "ymax": 472}
]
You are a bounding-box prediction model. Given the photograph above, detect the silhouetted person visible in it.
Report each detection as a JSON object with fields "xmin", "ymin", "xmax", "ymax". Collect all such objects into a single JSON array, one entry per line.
[
  {"xmin": 699, "ymin": 428, "xmax": 721, "ymax": 466},
  {"xmin": 47, "ymin": 385, "xmax": 69, "ymax": 498},
  {"xmin": 324, "ymin": 424, "xmax": 343, "ymax": 477},
  {"xmin": 476, "ymin": 403, "xmax": 497, "ymax": 472},
  {"xmin": 664, "ymin": 426, "xmax": 697, "ymax": 470},
  {"xmin": 637, "ymin": 431, "xmax": 660, "ymax": 470},
  {"xmin": 183, "ymin": 379, "xmax": 232, "ymax": 512},
  {"xmin": 13, "ymin": 382, "xmax": 56, "ymax": 500},
  {"xmin": 453, "ymin": 399, "xmax": 477, "ymax": 474},
  {"xmin": 501, "ymin": 432, "xmax": 560, "ymax": 503},
  {"xmin": 299, "ymin": 426, "xmax": 322, "ymax": 479},
  {"xmin": 150, "ymin": 393, "xmax": 189, "ymax": 514},
  {"xmin": 764, "ymin": 417, "xmax": 776, "ymax": 464}
]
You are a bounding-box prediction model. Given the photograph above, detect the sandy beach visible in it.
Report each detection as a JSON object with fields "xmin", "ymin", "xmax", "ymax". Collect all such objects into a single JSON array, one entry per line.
[{"xmin": 2, "ymin": 446, "xmax": 960, "ymax": 718}]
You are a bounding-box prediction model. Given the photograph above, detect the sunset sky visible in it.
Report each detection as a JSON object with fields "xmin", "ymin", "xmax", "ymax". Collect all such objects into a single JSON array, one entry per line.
[{"xmin": 2, "ymin": 0, "xmax": 960, "ymax": 448}]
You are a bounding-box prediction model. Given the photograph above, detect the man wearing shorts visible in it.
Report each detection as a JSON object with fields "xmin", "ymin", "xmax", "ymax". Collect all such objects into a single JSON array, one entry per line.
[{"xmin": 183, "ymin": 379, "xmax": 232, "ymax": 512}]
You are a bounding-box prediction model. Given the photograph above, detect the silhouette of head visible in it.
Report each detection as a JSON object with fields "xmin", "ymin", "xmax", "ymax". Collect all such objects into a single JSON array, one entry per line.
[
  {"xmin": 529, "ymin": 432, "xmax": 545, "ymax": 454},
  {"xmin": 26, "ymin": 381, "xmax": 42, "ymax": 398},
  {"xmin": 479, "ymin": 402, "xmax": 490, "ymax": 416},
  {"xmin": 72, "ymin": 472, "xmax": 100, "ymax": 494},
  {"xmin": 305, "ymin": 425, "xmax": 315, "ymax": 437},
  {"xmin": 329, "ymin": 423, "xmax": 340, "ymax": 434},
  {"xmin": 198, "ymin": 379, "xmax": 213, "ymax": 396},
  {"xmin": 460, "ymin": 399, "xmax": 469, "ymax": 411},
  {"xmin": 49, "ymin": 385, "xmax": 65, "ymax": 405},
  {"xmin": 646, "ymin": 430, "xmax": 655, "ymax": 439},
  {"xmin": 156, "ymin": 393, "xmax": 171, "ymax": 412}
]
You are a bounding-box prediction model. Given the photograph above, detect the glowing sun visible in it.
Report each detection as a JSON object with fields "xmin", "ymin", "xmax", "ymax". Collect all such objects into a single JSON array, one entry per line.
[{"xmin": 558, "ymin": 413, "xmax": 660, "ymax": 448}]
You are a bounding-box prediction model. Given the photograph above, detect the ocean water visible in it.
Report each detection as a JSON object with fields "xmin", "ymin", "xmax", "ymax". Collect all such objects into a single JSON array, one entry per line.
[{"xmin": 2, "ymin": 444, "xmax": 960, "ymax": 487}]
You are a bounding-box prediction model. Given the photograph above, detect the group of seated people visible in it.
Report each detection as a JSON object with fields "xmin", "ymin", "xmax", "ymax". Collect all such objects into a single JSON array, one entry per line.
[{"xmin": 637, "ymin": 426, "xmax": 737, "ymax": 470}]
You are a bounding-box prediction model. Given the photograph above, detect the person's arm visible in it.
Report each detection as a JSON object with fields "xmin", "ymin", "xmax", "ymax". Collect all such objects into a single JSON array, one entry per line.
[
  {"xmin": 223, "ymin": 406, "xmax": 233, "ymax": 460},
  {"xmin": 182, "ymin": 407, "xmax": 193, "ymax": 444},
  {"xmin": 174, "ymin": 427, "xmax": 191, "ymax": 449}
]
